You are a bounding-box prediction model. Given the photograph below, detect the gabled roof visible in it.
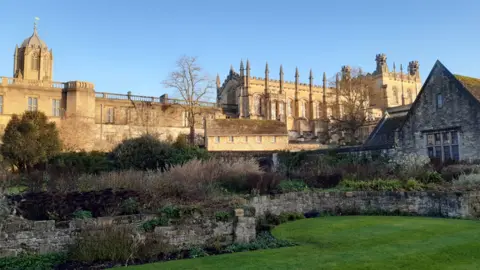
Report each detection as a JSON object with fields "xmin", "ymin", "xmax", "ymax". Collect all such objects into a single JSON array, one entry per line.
[
  {"xmin": 207, "ymin": 119, "xmax": 287, "ymax": 136},
  {"xmin": 454, "ymin": 75, "xmax": 480, "ymax": 102},
  {"xmin": 363, "ymin": 104, "xmax": 410, "ymax": 148}
]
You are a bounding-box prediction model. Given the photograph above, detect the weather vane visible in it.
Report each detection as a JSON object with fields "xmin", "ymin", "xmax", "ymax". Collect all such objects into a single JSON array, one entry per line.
[{"xmin": 34, "ymin": 17, "xmax": 40, "ymax": 31}]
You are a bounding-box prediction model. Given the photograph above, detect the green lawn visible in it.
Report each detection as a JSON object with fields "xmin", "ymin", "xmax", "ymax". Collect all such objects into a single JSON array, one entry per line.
[{"xmin": 127, "ymin": 216, "xmax": 480, "ymax": 270}]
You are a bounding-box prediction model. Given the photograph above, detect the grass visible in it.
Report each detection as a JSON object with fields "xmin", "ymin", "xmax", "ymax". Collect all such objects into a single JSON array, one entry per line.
[{"xmin": 125, "ymin": 216, "xmax": 480, "ymax": 270}]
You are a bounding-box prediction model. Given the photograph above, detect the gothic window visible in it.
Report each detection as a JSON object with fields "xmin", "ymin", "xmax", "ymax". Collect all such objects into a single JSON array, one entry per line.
[
  {"xmin": 271, "ymin": 136, "xmax": 276, "ymax": 143},
  {"xmin": 0, "ymin": 96, "xmax": 3, "ymax": 114},
  {"xmin": 315, "ymin": 102, "xmax": 321, "ymax": 119},
  {"xmin": 407, "ymin": 88, "xmax": 413, "ymax": 103},
  {"xmin": 214, "ymin": 136, "xmax": 220, "ymax": 143},
  {"xmin": 436, "ymin": 94, "xmax": 444, "ymax": 109},
  {"xmin": 106, "ymin": 108, "xmax": 115, "ymax": 123},
  {"xmin": 327, "ymin": 107, "xmax": 333, "ymax": 119},
  {"xmin": 254, "ymin": 95, "xmax": 261, "ymax": 115},
  {"xmin": 31, "ymin": 53, "xmax": 40, "ymax": 70},
  {"xmin": 256, "ymin": 136, "xmax": 262, "ymax": 143},
  {"xmin": 392, "ymin": 86, "xmax": 399, "ymax": 105},
  {"xmin": 426, "ymin": 130, "xmax": 459, "ymax": 162},
  {"xmin": 279, "ymin": 102, "xmax": 285, "ymax": 122},
  {"xmin": 300, "ymin": 100, "xmax": 306, "ymax": 118},
  {"xmin": 287, "ymin": 99, "xmax": 293, "ymax": 117},
  {"xmin": 271, "ymin": 101, "xmax": 277, "ymax": 120},
  {"xmin": 27, "ymin": 97, "xmax": 38, "ymax": 111}
]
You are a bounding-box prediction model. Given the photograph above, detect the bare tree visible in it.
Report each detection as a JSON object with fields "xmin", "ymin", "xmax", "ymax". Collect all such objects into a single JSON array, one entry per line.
[
  {"xmin": 162, "ymin": 56, "xmax": 213, "ymax": 145},
  {"xmin": 58, "ymin": 113, "xmax": 95, "ymax": 151},
  {"xmin": 328, "ymin": 66, "xmax": 375, "ymax": 144},
  {"xmin": 128, "ymin": 99, "xmax": 155, "ymax": 136}
]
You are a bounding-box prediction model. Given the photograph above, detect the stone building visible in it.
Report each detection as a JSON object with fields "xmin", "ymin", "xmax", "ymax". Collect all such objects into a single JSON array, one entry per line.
[
  {"xmin": 217, "ymin": 55, "xmax": 421, "ymax": 144},
  {"xmin": 205, "ymin": 119, "xmax": 288, "ymax": 151},
  {"xmin": 0, "ymin": 25, "xmax": 221, "ymax": 151},
  {"xmin": 365, "ymin": 60, "xmax": 480, "ymax": 162}
]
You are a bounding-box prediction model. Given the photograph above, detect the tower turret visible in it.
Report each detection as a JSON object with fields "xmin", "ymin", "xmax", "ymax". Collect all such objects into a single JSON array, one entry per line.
[{"xmin": 375, "ymin": 53, "xmax": 388, "ymax": 74}]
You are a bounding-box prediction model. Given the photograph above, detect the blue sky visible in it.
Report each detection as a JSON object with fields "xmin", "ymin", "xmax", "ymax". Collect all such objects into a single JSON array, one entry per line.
[{"xmin": 0, "ymin": 0, "xmax": 478, "ymax": 99}]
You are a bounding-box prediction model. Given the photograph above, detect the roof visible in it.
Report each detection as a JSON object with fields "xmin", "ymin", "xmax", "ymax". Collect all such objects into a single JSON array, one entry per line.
[
  {"xmin": 454, "ymin": 74, "xmax": 480, "ymax": 102},
  {"xmin": 207, "ymin": 119, "xmax": 287, "ymax": 136},
  {"xmin": 20, "ymin": 28, "xmax": 47, "ymax": 48},
  {"xmin": 363, "ymin": 104, "xmax": 410, "ymax": 148}
]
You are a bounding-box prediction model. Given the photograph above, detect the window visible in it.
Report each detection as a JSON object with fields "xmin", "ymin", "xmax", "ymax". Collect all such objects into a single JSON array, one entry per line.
[
  {"xmin": 271, "ymin": 136, "xmax": 276, "ymax": 143},
  {"xmin": 426, "ymin": 130, "xmax": 459, "ymax": 162},
  {"xmin": 256, "ymin": 136, "xmax": 262, "ymax": 143},
  {"xmin": 254, "ymin": 95, "xmax": 262, "ymax": 115},
  {"xmin": 436, "ymin": 94, "xmax": 444, "ymax": 109},
  {"xmin": 392, "ymin": 86, "xmax": 399, "ymax": 104},
  {"xmin": 271, "ymin": 101, "xmax": 277, "ymax": 120},
  {"xmin": 300, "ymin": 100, "xmax": 306, "ymax": 118},
  {"xmin": 27, "ymin": 97, "xmax": 38, "ymax": 111},
  {"xmin": 52, "ymin": 99, "xmax": 61, "ymax": 117},
  {"xmin": 214, "ymin": 136, "xmax": 220, "ymax": 143},
  {"xmin": 0, "ymin": 96, "xmax": 3, "ymax": 114},
  {"xmin": 407, "ymin": 88, "xmax": 413, "ymax": 103},
  {"xmin": 106, "ymin": 107, "xmax": 115, "ymax": 123},
  {"xmin": 287, "ymin": 99, "xmax": 292, "ymax": 117},
  {"xmin": 228, "ymin": 136, "xmax": 234, "ymax": 143},
  {"xmin": 182, "ymin": 111, "xmax": 190, "ymax": 127},
  {"xmin": 315, "ymin": 102, "xmax": 321, "ymax": 119},
  {"xmin": 31, "ymin": 54, "xmax": 40, "ymax": 70},
  {"xmin": 279, "ymin": 102, "xmax": 284, "ymax": 121}
]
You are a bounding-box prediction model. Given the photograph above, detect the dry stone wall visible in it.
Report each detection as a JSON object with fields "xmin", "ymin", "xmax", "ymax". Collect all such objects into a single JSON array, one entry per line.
[{"xmin": 248, "ymin": 191, "xmax": 480, "ymax": 219}]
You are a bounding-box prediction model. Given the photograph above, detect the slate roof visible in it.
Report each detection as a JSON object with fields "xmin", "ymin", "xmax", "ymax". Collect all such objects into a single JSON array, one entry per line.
[
  {"xmin": 363, "ymin": 105, "xmax": 411, "ymax": 148},
  {"xmin": 207, "ymin": 119, "xmax": 287, "ymax": 136},
  {"xmin": 454, "ymin": 75, "xmax": 480, "ymax": 102}
]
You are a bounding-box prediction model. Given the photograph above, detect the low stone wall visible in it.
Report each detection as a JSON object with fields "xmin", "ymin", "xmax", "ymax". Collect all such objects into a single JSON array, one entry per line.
[
  {"xmin": 0, "ymin": 212, "xmax": 256, "ymax": 258},
  {"xmin": 248, "ymin": 191, "xmax": 480, "ymax": 219}
]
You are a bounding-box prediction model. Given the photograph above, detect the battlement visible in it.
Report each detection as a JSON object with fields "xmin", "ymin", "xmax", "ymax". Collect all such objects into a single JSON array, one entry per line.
[{"xmin": 95, "ymin": 91, "xmax": 217, "ymax": 107}]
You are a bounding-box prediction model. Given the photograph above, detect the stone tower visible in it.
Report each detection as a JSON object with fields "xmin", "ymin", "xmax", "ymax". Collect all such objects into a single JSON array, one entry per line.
[{"xmin": 14, "ymin": 21, "xmax": 53, "ymax": 81}]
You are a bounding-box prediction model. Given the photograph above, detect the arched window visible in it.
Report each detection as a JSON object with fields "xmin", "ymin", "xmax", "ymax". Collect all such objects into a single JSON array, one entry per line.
[
  {"xmin": 315, "ymin": 102, "xmax": 321, "ymax": 119},
  {"xmin": 31, "ymin": 53, "xmax": 40, "ymax": 70},
  {"xmin": 278, "ymin": 102, "xmax": 285, "ymax": 121},
  {"xmin": 287, "ymin": 99, "xmax": 292, "ymax": 117},
  {"xmin": 271, "ymin": 100, "xmax": 277, "ymax": 120},
  {"xmin": 300, "ymin": 100, "xmax": 306, "ymax": 118},
  {"xmin": 407, "ymin": 88, "xmax": 413, "ymax": 103},
  {"xmin": 327, "ymin": 107, "xmax": 333, "ymax": 119},
  {"xmin": 254, "ymin": 95, "xmax": 261, "ymax": 115},
  {"xmin": 392, "ymin": 86, "xmax": 399, "ymax": 104}
]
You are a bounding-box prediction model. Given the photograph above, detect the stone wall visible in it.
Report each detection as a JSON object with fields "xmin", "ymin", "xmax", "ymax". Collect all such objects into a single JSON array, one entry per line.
[
  {"xmin": 248, "ymin": 191, "xmax": 480, "ymax": 219},
  {"xmin": 0, "ymin": 212, "xmax": 256, "ymax": 258}
]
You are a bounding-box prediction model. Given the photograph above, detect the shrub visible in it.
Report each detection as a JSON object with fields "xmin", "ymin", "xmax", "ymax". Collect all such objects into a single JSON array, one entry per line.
[
  {"xmin": 69, "ymin": 226, "xmax": 143, "ymax": 264},
  {"xmin": 304, "ymin": 173, "xmax": 343, "ymax": 189},
  {"xmin": 404, "ymin": 179, "xmax": 424, "ymax": 191},
  {"xmin": 1, "ymin": 111, "xmax": 61, "ymax": 173},
  {"xmin": 112, "ymin": 135, "xmax": 174, "ymax": 171},
  {"xmin": 48, "ymin": 151, "xmax": 114, "ymax": 175},
  {"xmin": 340, "ymin": 179, "xmax": 402, "ymax": 191},
  {"xmin": 256, "ymin": 212, "xmax": 282, "ymax": 232},
  {"xmin": 389, "ymin": 152, "xmax": 430, "ymax": 179},
  {"xmin": 276, "ymin": 180, "xmax": 308, "ymax": 193},
  {"xmin": 278, "ymin": 212, "xmax": 304, "ymax": 223},
  {"xmin": 417, "ymin": 171, "xmax": 443, "ymax": 184},
  {"xmin": 142, "ymin": 217, "xmax": 169, "ymax": 232},
  {"xmin": 159, "ymin": 205, "xmax": 181, "ymax": 219},
  {"xmin": 441, "ymin": 164, "xmax": 480, "ymax": 182},
  {"xmin": 453, "ymin": 173, "xmax": 480, "ymax": 190},
  {"xmin": 189, "ymin": 246, "xmax": 208, "ymax": 258},
  {"xmin": 0, "ymin": 252, "xmax": 67, "ymax": 270},
  {"xmin": 215, "ymin": 211, "xmax": 231, "ymax": 222},
  {"xmin": 121, "ymin": 198, "xmax": 140, "ymax": 215},
  {"xmin": 72, "ymin": 210, "xmax": 92, "ymax": 219},
  {"xmin": 243, "ymin": 173, "xmax": 281, "ymax": 194},
  {"xmin": 224, "ymin": 231, "xmax": 296, "ymax": 253}
]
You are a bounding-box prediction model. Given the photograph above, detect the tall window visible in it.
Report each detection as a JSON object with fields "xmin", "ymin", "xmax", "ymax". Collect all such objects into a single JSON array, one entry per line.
[
  {"xmin": 392, "ymin": 86, "xmax": 399, "ymax": 105},
  {"xmin": 228, "ymin": 136, "xmax": 234, "ymax": 143},
  {"xmin": 28, "ymin": 97, "xmax": 38, "ymax": 111},
  {"xmin": 426, "ymin": 130, "xmax": 459, "ymax": 162},
  {"xmin": 214, "ymin": 136, "xmax": 220, "ymax": 143},
  {"xmin": 279, "ymin": 102, "xmax": 284, "ymax": 121},
  {"xmin": 256, "ymin": 136, "xmax": 262, "ymax": 143},
  {"xmin": 52, "ymin": 99, "xmax": 61, "ymax": 117},
  {"xmin": 436, "ymin": 94, "xmax": 444, "ymax": 109},
  {"xmin": 300, "ymin": 100, "xmax": 306, "ymax": 118},
  {"xmin": 327, "ymin": 107, "xmax": 333, "ymax": 119},
  {"xmin": 287, "ymin": 99, "xmax": 292, "ymax": 117},
  {"xmin": 407, "ymin": 88, "xmax": 413, "ymax": 103},
  {"xmin": 106, "ymin": 107, "xmax": 115, "ymax": 123},
  {"xmin": 182, "ymin": 111, "xmax": 190, "ymax": 127},
  {"xmin": 254, "ymin": 95, "xmax": 261, "ymax": 115},
  {"xmin": 271, "ymin": 101, "xmax": 277, "ymax": 120},
  {"xmin": 0, "ymin": 96, "xmax": 3, "ymax": 114},
  {"xmin": 271, "ymin": 136, "xmax": 276, "ymax": 143},
  {"xmin": 315, "ymin": 102, "xmax": 321, "ymax": 119},
  {"xmin": 31, "ymin": 54, "xmax": 40, "ymax": 70}
]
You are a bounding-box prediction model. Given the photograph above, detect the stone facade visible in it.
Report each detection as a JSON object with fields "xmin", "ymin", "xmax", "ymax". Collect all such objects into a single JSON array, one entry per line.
[
  {"xmin": 249, "ymin": 191, "xmax": 480, "ymax": 219},
  {"xmin": 398, "ymin": 61, "xmax": 480, "ymax": 162},
  {"xmin": 0, "ymin": 212, "xmax": 256, "ymax": 258},
  {"xmin": 217, "ymin": 54, "xmax": 421, "ymax": 143},
  {"xmin": 0, "ymin": 26, "xmax": 221, "ymax": 151}
]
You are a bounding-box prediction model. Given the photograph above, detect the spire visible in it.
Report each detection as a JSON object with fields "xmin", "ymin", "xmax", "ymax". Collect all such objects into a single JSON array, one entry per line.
[
  {"xmin": 280, "ymin": 64, "xmax": 284, "ymax": 76},
  {"xmin": 265, "ymin": 62, "xmax": 269, "ymax": 74},
  {"xmin": 400, "ymin": 64, "xmax": 405, "ymax": 106},
  {"xmin": 230, "ymin": 64, "xmax": 234, "ymax": 74},
  {"xmin": 246, "ymin": 59, "xmax": 250, "ymax": 77},
  {"xmin": 393, "ymin": 62, "xmax": 396, "ymax": 72},
  {"xmin": 295, "ymin": 67, "xmax": 299, "ymax": 80},
  {"xmin": 216, "ymin": 74, "xmax": 221, "ymax": 88},
  {"xmin": 309, "ymin": 69, "xmax": 314, "ymax": 80},
  {"xmin": 240, "ymin": 60, "xmax": 244, "ymax": 77},
  {"xmin": 323, "ymin": 72, "xmax": 327, "ymax": 83}
]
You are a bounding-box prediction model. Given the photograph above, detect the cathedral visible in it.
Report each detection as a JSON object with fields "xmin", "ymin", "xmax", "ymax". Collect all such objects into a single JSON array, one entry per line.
[{"xmin": 216, "ymin": 55, "xmax": 421, "ymax": 143}]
